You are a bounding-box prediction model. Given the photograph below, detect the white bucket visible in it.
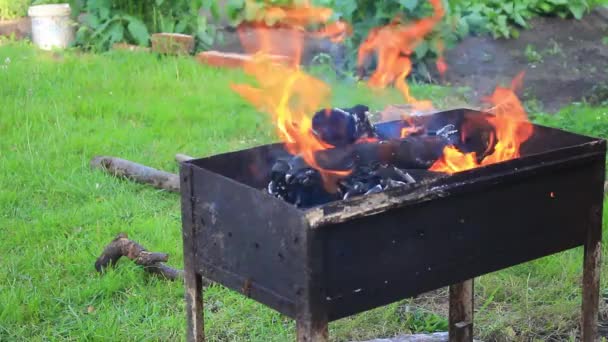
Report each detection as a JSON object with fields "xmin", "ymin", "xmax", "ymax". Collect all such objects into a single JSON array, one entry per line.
[{"xmin": 28, "ymin": 4, "xmax": 75, "ymax": 50}]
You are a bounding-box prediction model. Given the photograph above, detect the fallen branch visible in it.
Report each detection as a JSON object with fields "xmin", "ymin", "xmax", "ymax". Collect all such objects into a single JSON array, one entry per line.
[
  {"xmin": 91, "ymin": 156, "xmax": 180, "ymax": 192},
  {"xmin": 95, "ymin": 233, "xmax": 183, "ymax": 281}
]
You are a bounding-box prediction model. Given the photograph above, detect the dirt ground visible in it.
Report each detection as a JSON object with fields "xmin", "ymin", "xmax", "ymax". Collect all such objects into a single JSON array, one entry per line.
[{"xmin": 441, "ymin": 9, "xmax": 608, "ymax": 112}]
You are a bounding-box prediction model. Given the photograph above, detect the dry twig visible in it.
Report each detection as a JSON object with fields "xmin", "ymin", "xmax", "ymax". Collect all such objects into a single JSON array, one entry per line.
[{"xmin": 95, "ymin": 233, "xmax": 183, "ymax": 281}]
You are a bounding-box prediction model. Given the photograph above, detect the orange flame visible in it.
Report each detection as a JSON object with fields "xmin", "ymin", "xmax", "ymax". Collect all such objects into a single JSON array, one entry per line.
[
  {"xmin": 357, "ymin": 0, "xmax": 444, "ymax": 109},
  {"xmin": 435, "ymin": 40, "xmax": 447, "ymax": 77},
  {"xmin": 400, "ymin": 115, "xmax": 421, "ymax": 138},
  {"xmin": 430, "ymin": 72, "xmax": 534, "ymax": 174},
  {"xmin": 231, "ymin": 2, "xmax": 351, "ymax": 191},
  {"xmin": 237, "ymin": 1, "xmax": 351, "ymax": 67}
]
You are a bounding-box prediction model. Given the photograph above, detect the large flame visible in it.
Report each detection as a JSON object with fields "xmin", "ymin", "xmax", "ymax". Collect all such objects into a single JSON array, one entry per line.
[
  {"xmin": 236, "ymin": 0, "xmax": 350, "ymax": 67},
  {"xmin": 429, "ymin": 72, "xmax": 534, "ymax": 174},
  {"xmin": 231, "ymin": 1, "xmax": 351, "ymax": 190},
  {"xmin": 357, "ymin": 0, "xmax": 445, "ymax": 110},
  {"xmin": 231, "ymin": 0, "xmax": 532, "ymax": 191}
]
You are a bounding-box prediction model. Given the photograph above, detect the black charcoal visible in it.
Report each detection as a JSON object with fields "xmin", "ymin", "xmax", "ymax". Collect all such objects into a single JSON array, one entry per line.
[
  {"xmin": 312, "ymin": 105, "xmax": 376, "ymax": 147},
  {"xmin": 266, "ymin": 105, "xmax": 472, "ymax": 208}
]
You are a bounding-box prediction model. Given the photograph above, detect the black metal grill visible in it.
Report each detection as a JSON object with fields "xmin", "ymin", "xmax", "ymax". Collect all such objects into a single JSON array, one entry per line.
[{"xmin": 179, "ymin": 108, "xmax": 606, "ymax": 342}]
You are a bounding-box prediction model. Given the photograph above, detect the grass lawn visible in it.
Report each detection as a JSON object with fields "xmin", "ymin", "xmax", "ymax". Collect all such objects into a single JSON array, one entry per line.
[{"xmin": 1, "ymin": 40, "xmax": 607, "ymax": 341}]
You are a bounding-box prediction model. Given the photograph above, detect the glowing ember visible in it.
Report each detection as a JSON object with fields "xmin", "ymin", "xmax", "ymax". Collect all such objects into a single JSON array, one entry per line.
[
  {"xmin": 430, "ymin": 72, "xmax": 534, "ymax": 174},
  {"xmin": 357, "ymin": 0, "xmax": 444, "ymax": 109}
]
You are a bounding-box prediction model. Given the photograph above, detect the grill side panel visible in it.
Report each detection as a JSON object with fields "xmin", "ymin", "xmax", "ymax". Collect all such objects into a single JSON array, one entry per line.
[
  {"xmin": 188, "ymin": 166, "xmax": 308, "ymax": 318},
  {"xmin": 319, "ymin": 158, "xmax": 605, "ymax": 321}
]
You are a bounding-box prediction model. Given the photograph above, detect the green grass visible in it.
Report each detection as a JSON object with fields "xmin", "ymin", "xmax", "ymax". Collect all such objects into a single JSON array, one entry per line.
[{"xmin": 0, "ymin": 40, "xmax": 607, "ymax": 341}]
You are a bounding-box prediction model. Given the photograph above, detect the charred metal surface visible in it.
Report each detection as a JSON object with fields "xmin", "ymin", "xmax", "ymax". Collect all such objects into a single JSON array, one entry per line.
[
  {"xmin": 318, "ymin": 158, "xmax": 603, "ymax": 320},
  {"xmin": 180, "ymin": 109, "xmax": 606, "ymax": 341},
  {"xmin": 188, "ymin": 164, "xmax": 307, "ymax": 317},
  {"xmin": 180, "ymin": 165, "xmax": 205, "ymax": 342}
]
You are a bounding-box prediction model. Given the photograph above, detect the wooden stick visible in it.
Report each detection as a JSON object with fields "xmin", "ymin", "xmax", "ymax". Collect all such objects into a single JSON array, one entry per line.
[
  {"xmin": 449, "ymin": 279, "xmax": 474, "ymax": 342},
  {"xmin": 95, "ymin": 233, "xmax": 183, "ymax": 280},
  {"xmin": 90, "ymin": 156, "xmax": 180, "ymax": 193}
]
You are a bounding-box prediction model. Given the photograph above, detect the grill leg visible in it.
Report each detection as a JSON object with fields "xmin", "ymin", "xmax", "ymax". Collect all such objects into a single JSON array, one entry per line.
[
  {"xmin": 449, "ymin": 279, "xmax": 474, "ymax": 342},
  {"xmin": 296, "ymin": 316, "xmax": 328, "ymax": 342},
  {"xmin": 184, "ymin": 270, "xmax": 205, "ymax": 342},
  {"xmin": 581, "ymin": 208, "xmax": 602, "ymax": 342}
]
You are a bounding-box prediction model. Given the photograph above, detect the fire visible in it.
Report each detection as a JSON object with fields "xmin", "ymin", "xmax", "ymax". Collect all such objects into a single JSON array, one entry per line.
[
  {"xmin": 400, "ymin": 115, "xmax": 421, "ymax": 138},
  {"xmin": 231, "ymin": 1, "xmax": 351, "ymax": 190},
  {"xmin": 231, "ymin": 0, "xmax": 531, "ymax": 191},
  {"xmin": 435, "ymin": 40, "xmax": 447, "ymax": 77},
  {"xmin": 357, "ymin": 0, "xmax": 444, "ymax": 109},
  {"xmin": 236, "ymin": 0, "xmax": 350, "ymax": 67},
  {"xmin": 430, "ymin": 72, "xmax": 534, "ymax": 174}
]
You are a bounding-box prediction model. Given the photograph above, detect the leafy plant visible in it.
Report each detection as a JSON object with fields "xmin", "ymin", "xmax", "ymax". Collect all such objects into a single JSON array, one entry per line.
[
  {"xmin": 211, "ymin": 0, "xmax": 602, "ymax": 72},
  {"xmin": 533, "ymin": 0, "xmax": 591, "ymax": 20},
  {"xmin": 0, "ymin": 0, "xmax": 29, "ymax": 20},
  {"xmin": 449, "ymin": 0, "xmax": 596, "ymax": 39},
  {"xmin": 220, "ymin": 0, "xmax": 454, "ymax": 72},
  {"xmin": 75, "ymin": 0, "xmax": 150, "ymax": 51},
  {"xmin": 74, "ymin": 0, "xmax": 209, "ymax": 52}
]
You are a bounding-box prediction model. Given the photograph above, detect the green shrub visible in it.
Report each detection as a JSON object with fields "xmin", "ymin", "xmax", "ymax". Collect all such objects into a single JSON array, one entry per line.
[
  {"xmin": 218, "ymin": 0, "xmax": 600, "ymax": 66},
  {"xmin": 449, "ymin": 0, "xmax": 596, "ymax": 39},
  {"xmin": 0, "ymin": 0, "xmax": 29, "ymax": 20},
  {"xmin": 74, "ymin": 0, "xmax": 213, "ymax": 52}
]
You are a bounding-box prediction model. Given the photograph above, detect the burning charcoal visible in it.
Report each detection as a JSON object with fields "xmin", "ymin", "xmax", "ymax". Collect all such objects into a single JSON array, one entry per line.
[
  {"xmin": 312, "ymin": 105, "xmax": 376, "ymax": 147},
  {"xmin": 345, "ymin": 104, "xmax": 375, "ymax": 139},
  {"xmin": 393, "ymin": 167, "xmax": 416, "ymax": 184},
  {"xmin": 404, "ymin": 169, "xmax": 442, "ymax": 182},
  {"xmin": 341, "ymin": 180, "xmax": 368, "ymax": 200},
  {"xmin": 364, "ymin": 184, "xmax": 383, "ymax": 195},
  {"xmin": 268, "ymin": 155, "xmax": 339, "ymax": 208},
  {"xmin": 434, "ymin": 124, "xmax": 458, "ymax": 139},
  {"xmin": 392, "ymin": 136, "xmax": 451, "ymax": 169},
  {"xmin": 271, "ymin": 159, "xmax": 290, "ymax": 181},
  {"xmin": 312, "ymin": 135, "xmax": 452, "ymax": 173},
  {"xmin": 267, "ymin": 106, "xmax": 472, "ymax": 208},
  {"xmin": 456, "ymin": 117, "xmax": 498, "ymax": 162},
  {"xmin": 285, "ymin": 156, "xmax": 311, "ymax": 181},
  {"xmin": 382, "ymin": 179, "xmax": 408, "ymax": 189}
]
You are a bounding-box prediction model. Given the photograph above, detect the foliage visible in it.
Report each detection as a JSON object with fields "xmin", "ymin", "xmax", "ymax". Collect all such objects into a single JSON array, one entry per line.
[
  {"xmin": 74, "ymin": 0, "xmax": 211, "ymax": 52},
  {"xmin": 217, "ymin": 0, "xmax": 599, "ymax": 65},
  {"xmin": 219, "ymin": 0, "xmax": 457, "ymax": 72},
  {"xmin": 449, "ymin": 0, "xmax": 595, "ymax": 39},
  {"xmin": 0, "ymin": 0, "xmax": 29, "ymax": 20}
]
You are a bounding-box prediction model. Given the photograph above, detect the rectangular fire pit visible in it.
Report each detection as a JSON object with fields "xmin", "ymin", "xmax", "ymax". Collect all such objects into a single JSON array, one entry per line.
[{"xmin": 179, "ymin": 109, "xmax": 606, "ymax": 342}]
